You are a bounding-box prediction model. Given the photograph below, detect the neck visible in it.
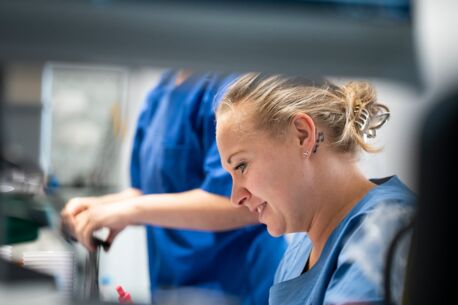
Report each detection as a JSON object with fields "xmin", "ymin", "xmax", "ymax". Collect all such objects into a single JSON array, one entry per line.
[
  {"xmin": 175, "ymin": 70, "xmax": 192, "ymax": 86},
  {"xmin": 306, "ymin": 154, "xmax": 375, "ymax": 268}
]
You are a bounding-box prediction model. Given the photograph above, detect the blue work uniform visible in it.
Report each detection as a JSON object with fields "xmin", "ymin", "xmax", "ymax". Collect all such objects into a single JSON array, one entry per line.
[
  {"xmin": 130, "ymin": 71, "xmax": 287, "ymax": 305},
  {"xmin": 270, "ymin": 176, "xmax": 416, "ymax": 305}
]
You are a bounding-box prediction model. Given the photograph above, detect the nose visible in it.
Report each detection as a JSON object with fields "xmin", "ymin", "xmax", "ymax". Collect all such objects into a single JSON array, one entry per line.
[{"xmin": 231, "ymin": 183, "xmax": 251, "ymax": 208}]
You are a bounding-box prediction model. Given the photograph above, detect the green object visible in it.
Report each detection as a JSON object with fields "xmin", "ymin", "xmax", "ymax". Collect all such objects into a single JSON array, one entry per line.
[
  {"xmin": 0, "ymin": 194, "xmax": 50, "ymax": 245},
  {"xmin": 2, "ymin": 216, "xmax": 39, "ymax": 244}
]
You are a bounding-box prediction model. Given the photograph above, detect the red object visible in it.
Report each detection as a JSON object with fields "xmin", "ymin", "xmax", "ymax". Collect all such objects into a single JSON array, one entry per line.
[{"xmin": 116, "ymin": 285, "xmax": 133, "ymax": 304}]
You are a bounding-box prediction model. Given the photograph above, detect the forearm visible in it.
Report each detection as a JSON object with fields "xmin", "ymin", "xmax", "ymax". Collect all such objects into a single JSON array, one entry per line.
[
  {"xmin": 96, "ymin": 188, "xmax": 142, "ymax": 204},
  {"xmin": 124, "ymin": 189, "xmax": 258, "ymax": 231}
]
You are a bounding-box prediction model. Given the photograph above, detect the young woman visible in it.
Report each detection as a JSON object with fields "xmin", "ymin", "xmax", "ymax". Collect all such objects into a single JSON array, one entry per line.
[{"xmin": 215, "ymin": 73, "xmax": 415, "ymax": 305}]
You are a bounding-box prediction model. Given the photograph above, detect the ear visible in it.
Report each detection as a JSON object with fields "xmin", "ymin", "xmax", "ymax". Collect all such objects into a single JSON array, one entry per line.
[{"xmin": 291, "ymin": 113, "xmax": 316, "ymax": 151}]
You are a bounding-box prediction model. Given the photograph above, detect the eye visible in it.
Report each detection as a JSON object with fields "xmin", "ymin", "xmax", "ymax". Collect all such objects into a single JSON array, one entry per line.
[{"xmin": 234, "ymin": 162, "xmax": 247, "ymax": 174}]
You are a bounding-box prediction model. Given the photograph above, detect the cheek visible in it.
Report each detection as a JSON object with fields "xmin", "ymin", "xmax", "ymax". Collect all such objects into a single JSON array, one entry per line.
[
  {"xmin": 270, "ymin": 162, "xmax": 302, "ymax": 195},
  {"xmin": 248, "ymin": 148, "xmax": 303, "ymax": 199},
  {"xmin": 270, "ymin": 166, "xmax": 305, "ymax": 217},
  {"xmin": 247, "ymin": 166, "xmax": 279, "ymax": 196},
  {"xmin": 253, "ymin": 170, "xmax": 295, "ymax": 212}
]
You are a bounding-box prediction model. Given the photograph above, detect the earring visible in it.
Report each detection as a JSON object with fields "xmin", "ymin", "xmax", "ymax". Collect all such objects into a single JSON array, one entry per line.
[{"xmin": 303, "ymin": 151, "xmax": 310, "ymax": 158}]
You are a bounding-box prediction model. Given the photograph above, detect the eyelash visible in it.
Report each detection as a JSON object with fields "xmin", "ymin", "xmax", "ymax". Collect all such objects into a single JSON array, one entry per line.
[{"xmin": 234, "ymin": 162, "xmax": 247, "ymax": 174}]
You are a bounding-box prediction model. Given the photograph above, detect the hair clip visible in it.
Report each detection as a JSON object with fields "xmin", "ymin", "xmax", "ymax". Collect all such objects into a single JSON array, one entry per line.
[{"xmin": 353, "ymin": 104, "xmax": 390, "ymax": 139}]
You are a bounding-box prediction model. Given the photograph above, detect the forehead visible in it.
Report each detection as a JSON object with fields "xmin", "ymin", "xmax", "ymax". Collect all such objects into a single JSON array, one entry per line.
[
  {"xmin": 216, "ymin": 108, "xmax": 284, "ymax": 162},
  {"xmin": 216, "ymin": 109, "xmax": 256, "ymax": 145},
  {"xmin": 217, "ymin": 107, "xmax": 271, "ymax": 162}
]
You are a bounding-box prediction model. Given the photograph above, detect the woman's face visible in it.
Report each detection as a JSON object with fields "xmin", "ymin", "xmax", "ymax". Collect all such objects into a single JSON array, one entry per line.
[{"xmin": 216, "ymin": 110, "xmax": 311, "ymax": 236}]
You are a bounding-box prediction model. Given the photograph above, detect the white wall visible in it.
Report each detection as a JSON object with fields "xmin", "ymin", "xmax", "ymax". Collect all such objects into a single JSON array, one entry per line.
[{"xmin": 415, "ymin": 0, "xmax": 458, "ymax": 95}]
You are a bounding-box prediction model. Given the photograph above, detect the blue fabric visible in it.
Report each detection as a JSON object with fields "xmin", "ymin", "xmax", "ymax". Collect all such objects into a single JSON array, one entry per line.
[
  {"xmin": 130, "ymin": 71, "xmax": 287, "ymax": 305},
  {"xmin": 270, "ymin": 176, "xmax": 416, "ymax": 305}
]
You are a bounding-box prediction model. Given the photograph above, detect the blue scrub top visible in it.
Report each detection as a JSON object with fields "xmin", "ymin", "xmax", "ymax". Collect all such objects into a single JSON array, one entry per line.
[
  {"xmin": 130, "ymin": 71, "xmax": 287, "ymax": 305},
  {"xmin": 270, "ymin": 176, "xmax": 416, "ymax": 305}
]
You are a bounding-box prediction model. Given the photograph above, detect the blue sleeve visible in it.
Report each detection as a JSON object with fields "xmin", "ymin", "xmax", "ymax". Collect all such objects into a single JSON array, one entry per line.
[{"xmin": 197, "ymin": 74, "xmax": 238, "ymax": 198}]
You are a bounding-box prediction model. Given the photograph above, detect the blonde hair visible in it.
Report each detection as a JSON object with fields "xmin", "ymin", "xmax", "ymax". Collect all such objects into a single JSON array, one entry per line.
[{"xmin": 216, "ymin": 73, "xmax": 390, "ymax": 154}]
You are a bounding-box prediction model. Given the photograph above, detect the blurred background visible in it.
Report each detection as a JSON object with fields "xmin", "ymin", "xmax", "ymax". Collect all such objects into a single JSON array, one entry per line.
[{"xmin": 1, "ymin": 0, "xmax": 457, "ymax": 305}]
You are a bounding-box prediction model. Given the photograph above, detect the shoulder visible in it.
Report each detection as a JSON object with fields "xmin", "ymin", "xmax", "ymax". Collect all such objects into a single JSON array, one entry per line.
[
  {"xmin": 141, "ymin": 70, "xmax": 176, "ymax": 108},
  {"xmin": 370, "ymin": 176, "xmax": 416, "ymax": 202},
  {"xmin": 332, "ymin": 176, "xmax": 416, "ymax": 257},
  {"xmin": 351, "ymin": 176, "xmax": 416, "ymax": 220},
  {"xmin": 325, "ymin": 177, "xmax": 415, "ymax": 303},
  {"xmin": 338, "ymin": 176, "xmax": 416, "ymax": 269}
]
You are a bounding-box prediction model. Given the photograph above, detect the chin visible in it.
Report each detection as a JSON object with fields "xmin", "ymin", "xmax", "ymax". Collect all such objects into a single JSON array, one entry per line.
[{"xmin": 266, "ymin": 224, "xmax": 285, "ymax": 237}]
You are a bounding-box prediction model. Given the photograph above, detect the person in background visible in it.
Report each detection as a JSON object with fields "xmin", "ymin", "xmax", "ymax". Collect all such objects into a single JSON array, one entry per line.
[
  {"xmin": 215, "ymin": 73, "xmax": 416, "ymax": 305},
  {"xmin": 61, "ymin": 70, "xmax": 287, "ymax": 305}
]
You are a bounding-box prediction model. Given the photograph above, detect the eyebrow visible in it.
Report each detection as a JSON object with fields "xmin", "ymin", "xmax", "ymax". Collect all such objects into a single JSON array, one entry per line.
[{"xmin": 227, "ymin": 151, "xmax": 245, "ymax": 165}]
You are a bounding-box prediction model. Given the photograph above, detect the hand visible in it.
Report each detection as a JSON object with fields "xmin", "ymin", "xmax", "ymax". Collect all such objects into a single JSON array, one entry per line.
[
  {"xmin": 73, "ymin": 201, "xmax": 133, "ymax": 251},
  {"xmin": 61, "ymin": 196, "xmax": 100, "ymax": 238}
]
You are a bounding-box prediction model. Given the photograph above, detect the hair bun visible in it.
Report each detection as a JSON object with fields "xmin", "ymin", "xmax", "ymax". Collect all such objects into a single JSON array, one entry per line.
[{"xmin": 343, "ymin": 81, "xmax": 390, "ymax": 141}]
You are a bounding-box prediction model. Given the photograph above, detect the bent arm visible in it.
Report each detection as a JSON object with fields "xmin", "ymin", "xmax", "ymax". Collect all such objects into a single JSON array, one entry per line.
[
  {"xmin": 74, "ymin": 188, "xmax": 258, "ymax": 251},
  {"xmin": 125, "ymin": 189, "xmax": 258, "ymax": 231},
  {"xmin": 92, "ymin": 188, "xmax": 143, "ymax": 204}
]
